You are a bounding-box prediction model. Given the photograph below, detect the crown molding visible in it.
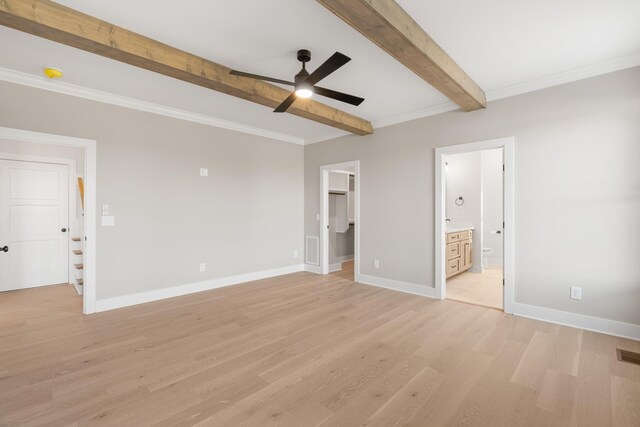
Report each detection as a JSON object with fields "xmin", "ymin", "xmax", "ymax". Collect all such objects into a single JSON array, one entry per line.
[
  {"xmin": 304, "ymin": 130, "xmax": 350, "ymax": 145},
  {"xmin": 485, "ymin": 52, "xmax": 640, "ymax": 102},
  {"xmin": 0, "ymin": 67, "xmax": 305, "ymax": 145},
  {"xmin": 304, "ymin": 52, "xmax": 640, "ymax": 145},
  {"xmin": 2, "ymin": 52, "xmax": 639, "ymax": 146}
]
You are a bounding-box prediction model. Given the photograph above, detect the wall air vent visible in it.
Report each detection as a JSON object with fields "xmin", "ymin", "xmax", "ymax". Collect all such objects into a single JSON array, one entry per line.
[{"xmin": 305, "ymin": 236, "xmax": 319, "ymax": 266}]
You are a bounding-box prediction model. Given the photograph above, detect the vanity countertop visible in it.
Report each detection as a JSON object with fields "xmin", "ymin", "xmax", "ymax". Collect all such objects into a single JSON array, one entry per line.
[{"xmin": 445, "ymin": 226, "xmax": 475, "ymax": 233}]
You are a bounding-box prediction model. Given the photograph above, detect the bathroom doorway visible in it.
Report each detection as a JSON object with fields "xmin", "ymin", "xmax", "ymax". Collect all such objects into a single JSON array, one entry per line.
[
  {"xmin": 443, "ymin": 149, "xmax": 503, "ymax": 309},
  {"xmin": 434, "ymin": 137, "xmax": 515, "ymax": 313}
]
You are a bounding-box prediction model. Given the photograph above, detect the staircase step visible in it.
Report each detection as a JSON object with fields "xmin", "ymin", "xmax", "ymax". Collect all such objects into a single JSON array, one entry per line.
[
  {"xmin": 73, "ymin": 249, "xmax": 83, "ymax": 255},
  {"xmin": 75, "ymin": 263, "xmax": 84, "ymax": 270},
  {"xmin": 72, "ymin": 237, "xmax": 81, "ymax": 242}
]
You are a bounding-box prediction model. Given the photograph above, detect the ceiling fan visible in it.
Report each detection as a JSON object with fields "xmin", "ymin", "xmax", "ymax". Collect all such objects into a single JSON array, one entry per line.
[{"xmin": 230, "ymin": 49, "xmax": 365, "ymax": 113}]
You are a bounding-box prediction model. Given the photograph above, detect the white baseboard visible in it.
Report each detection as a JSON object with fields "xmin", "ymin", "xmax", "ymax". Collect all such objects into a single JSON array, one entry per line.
[
  {"xmin": 95, "ymin": 264, "xmax": 305, "ymax": 312},
  {"xmin": 337, "ymin": 255, "xmax": 354, "ymax": 262},
  {"xmin": 304, "ymin": 264, "xmax": 321, "ymax": 274},
  {"xmin": 513, "ymin": 303, "xmax": 640, "ymax": 341},
  {"xmin": 328, "ymin": 262, "xmax": 342, "ymax": 273},
  {"xmin": 357, "ymin": 274, "xmax": 437, "ymax": 299}
]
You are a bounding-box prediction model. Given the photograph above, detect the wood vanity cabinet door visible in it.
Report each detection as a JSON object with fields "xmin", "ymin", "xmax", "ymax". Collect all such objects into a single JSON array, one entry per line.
[
  {"xmin": 447, "ymin": 232, "xmax": 461, "ymax": 243},
  {"xmin": 462, "ymin": 240, "xmax": 473, "ymax": 270},
  {"xmin": 446, "ymin": 258, "xmax": 460, "ymax": 278},
  {"xmin": 459, "ymin": 230, "xmax": 473, "ymax": 240},
  {"xmin": 446, "ymin": 242, "xmax": 460, "ymax": 260}
]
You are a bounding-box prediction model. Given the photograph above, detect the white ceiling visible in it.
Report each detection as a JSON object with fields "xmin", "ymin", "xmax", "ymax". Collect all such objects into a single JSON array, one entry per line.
[{"xmin": 0, "ymin": 0, "xmax": 638, "ymax": 143}]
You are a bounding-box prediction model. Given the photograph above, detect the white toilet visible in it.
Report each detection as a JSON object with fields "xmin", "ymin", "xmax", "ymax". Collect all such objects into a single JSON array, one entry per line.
[{"xmin": 482, "ymin": 247, "xmax": 493, "ymax": 269}]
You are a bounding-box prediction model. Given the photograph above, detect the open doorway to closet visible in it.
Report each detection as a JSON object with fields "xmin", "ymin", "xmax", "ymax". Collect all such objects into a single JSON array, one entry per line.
[
  {"xmin": 319, "ymin": 161, "xmax": 360, "ymax": 281},
  {"xmin": 0, "ymin": 128, "xmax": 96, "ymax": 314}
]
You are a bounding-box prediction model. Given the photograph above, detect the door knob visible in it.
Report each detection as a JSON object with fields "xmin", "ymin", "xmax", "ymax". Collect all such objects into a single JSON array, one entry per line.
[
  {"xmin": 0, "ymin": 246, "xmax": 8, "ymax": 253},
  {"xmin": 61, "ymin": 228, "xmax": 67, "ymax": 232}
]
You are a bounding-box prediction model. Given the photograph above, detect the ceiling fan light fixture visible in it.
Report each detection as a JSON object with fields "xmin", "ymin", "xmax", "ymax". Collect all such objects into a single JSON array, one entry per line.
[{"xmin": 295, "ymin": 87, "xmax": 313, "ymax": 99}]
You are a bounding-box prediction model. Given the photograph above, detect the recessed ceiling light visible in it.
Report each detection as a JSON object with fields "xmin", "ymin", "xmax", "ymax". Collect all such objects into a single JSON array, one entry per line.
[{"xmin": 43, "ymin": 67, "xmax": 63, "ymax": 79}]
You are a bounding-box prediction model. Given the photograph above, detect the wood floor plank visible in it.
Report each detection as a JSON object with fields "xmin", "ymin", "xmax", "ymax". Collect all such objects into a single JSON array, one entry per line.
[{"xmin": 0, "ymin": 263, "xmax": 638, "ymax": 426}]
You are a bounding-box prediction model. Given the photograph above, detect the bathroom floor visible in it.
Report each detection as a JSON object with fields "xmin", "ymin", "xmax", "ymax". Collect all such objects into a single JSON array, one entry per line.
[{"xmin": 446, "ymin": 266, "xmax": 503, "ymax": 310}]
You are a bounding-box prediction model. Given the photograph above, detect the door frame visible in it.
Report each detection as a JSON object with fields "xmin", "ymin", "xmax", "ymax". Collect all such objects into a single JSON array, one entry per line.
[
  {"xmin": 319, "ymin": 160, "xmax": 360, "ymax": 279},
  {"xmin": 434, "ymin": 137, "xmax": 515, "ymax": 314},
  {"xmin": 0, "ymin": 154, "xmax": 76, "ymax": 286},
  {"xmin": 0, "ymin": 127, "xmax": 97, "ymax": 314}
]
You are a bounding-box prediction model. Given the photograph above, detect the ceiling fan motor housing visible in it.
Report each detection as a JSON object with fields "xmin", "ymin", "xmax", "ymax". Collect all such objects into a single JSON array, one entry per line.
[{"xmin": 297, "ymin": 49, "xmax": 311, "ymax": 63}]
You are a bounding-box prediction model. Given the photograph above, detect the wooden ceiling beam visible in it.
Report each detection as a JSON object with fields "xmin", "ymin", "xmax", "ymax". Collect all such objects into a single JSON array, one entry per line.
[
  {"xmin": 0, "ymin": 0, "xmax": 373, "ymax": 135},
  {"xmin": 317, "ymin": 0, "xmax": 487, "ymax": 111}
]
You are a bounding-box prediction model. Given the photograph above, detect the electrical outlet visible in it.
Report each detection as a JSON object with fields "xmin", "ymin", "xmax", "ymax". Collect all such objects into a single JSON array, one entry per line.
[
  {"xmin": 373, "ymin": 259, "xmax": 380, "ymax": 269},
  {"xmin": 199, "ymin": 168, "xmax": 208, "ymax": 177},
  {"xmin": 570, "ymin": 286, "xmax": 582, "ymax": 300},
  {"xmin": 316, "ymin": 213, "xmax": 320, "ymax": 221},
  {"xmin": 101, "ymin": 216, "xmax": 115, "ymax": 227},
  {"xmin": 293, "ymin": 250, "xmax": 298, "ymax": 258},
  {"xmin": 199, "ymin": 262, "xmax": 206, "ymax": 272}
]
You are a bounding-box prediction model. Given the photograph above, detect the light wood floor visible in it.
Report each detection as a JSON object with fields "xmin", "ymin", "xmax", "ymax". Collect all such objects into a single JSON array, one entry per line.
[
  {"xmin": 447, "ymin": 267, "xmax": 504, "ymax": 310},
  {"xmin": 1, "ymin": 268, "xmax": 639, "ymax": 426}
]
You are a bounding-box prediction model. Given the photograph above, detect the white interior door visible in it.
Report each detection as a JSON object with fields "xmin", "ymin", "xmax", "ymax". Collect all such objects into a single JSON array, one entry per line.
[{"xmin": 0, "ymin": 159, "xmax": 69, "ymax": 291}]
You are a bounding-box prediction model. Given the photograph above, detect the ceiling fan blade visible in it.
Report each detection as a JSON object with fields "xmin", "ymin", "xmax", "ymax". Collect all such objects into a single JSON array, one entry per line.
[
  {"xmin": 314, "ymin": 86, "xmax": 364, "ymax": 106},
  {"xmin": 304, "ymin": 52, "xmax": 351, "ymax": 86},
  {"xmin": 230, "ymin": 70, "xmax": 294, "ymax": 86},
  {"xmin": 274, "ymin": 91, "xmax": 297, "ymax": 113}
]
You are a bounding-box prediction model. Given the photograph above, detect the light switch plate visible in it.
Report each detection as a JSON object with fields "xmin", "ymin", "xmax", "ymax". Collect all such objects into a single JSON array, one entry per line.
[
  {"xmin": 570, "ymin": 286, "xmax": 582, "ymax": 300},
  {"xmin": 200, "ymin": 168, "xmax": 209, "ymax": 177},
  {"xmin": 102, "ymin": 204, "xmax": 109, "ymax": 215},
  {"xmin": 101, "ymin": 216, "xmax": 115, "ymax": 227}
]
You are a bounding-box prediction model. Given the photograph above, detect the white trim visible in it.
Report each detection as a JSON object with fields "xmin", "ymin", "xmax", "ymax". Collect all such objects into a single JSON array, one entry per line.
[
  {"xmin": 0, "ymin": 127, "xmax": 97, "ymax": 314},
  {"xmin": 304, "ymin": 53, "xmax": 640, "ymax": 145},
  {"xmin": 357, "ymin": 274, "xmax": 437, "ymax": 299},
  {"xmin": 486, "ymin": 52, "xmax": 640, "ymax": 102},
  {"xmin": 304, "ymin": 264, "xmax": 322, "ymax": 274},
  {"xmin": 328, "ymin": 262, "xmax": 342, "ymax": 273},
  {"xmin": 435, "ymin": 137, "xmax": 515, "ymax": 314},
  {"xmin": 514, "ymin": 303, "xmax": 640, "ymax": 342},
  {"xmin": 320, "ymin": 161, "xmax": 360, "ymax": 279},
  {"xmin": 0, "ymin": 67, "xmax": 304, "ymax": 145},
  {"xmin": 304, "ymin": 130, "xmax": 350, "ymax": 145},
  {"xmin": 73, "ymin": 281, "xmax": 83, "ymax": 295},
  {"xmin": 336, "ymin": 254, "xmax": 354, "ymax": 262},
  {"xmin": 2, "ymin": 54, "xmax": 638, "ymax": 147},
  {"xmin": 95, "ymin": 264, "xmax": 305, "ymax": 312}
]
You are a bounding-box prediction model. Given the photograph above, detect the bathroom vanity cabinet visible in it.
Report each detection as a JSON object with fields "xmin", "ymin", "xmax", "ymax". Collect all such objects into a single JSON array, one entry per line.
[{"xmin": 446, "ymin": 229, "xmax": 473, "ymax": 278}]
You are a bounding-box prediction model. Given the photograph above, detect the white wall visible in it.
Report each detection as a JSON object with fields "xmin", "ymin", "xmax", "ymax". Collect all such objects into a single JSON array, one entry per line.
[
  {"xmin": 482, "ymin": 149, "xmax": 504, "ymax": 266},
  {"xmin": 305, "ymin": 66, "xmax": 640, "ymax": 326},
  {"xmin": 0, "ymin": 80, "xmax": 304, "ymax": 302}
]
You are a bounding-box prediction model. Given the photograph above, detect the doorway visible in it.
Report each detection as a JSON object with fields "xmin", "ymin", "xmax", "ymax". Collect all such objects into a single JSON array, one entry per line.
[
  {"xmin": 0, "ymin": 127, "xmax": 97, "ymax": 314},
  {"xmin": 435, "ymin": 137, "xmax": 515, "ymax": 314},
  {"xmin": 320, "ymin": 161, "xmax": 360, "ymax": 280},
  {"xmin": 0, "ymin": 158, "xmax": 71, "ymax": 291}
]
